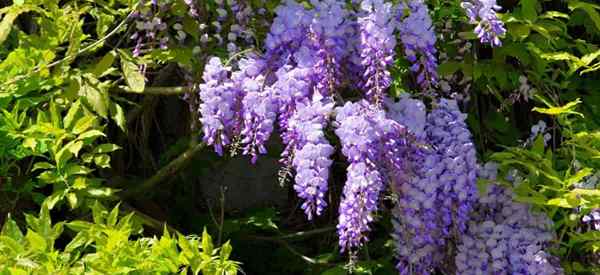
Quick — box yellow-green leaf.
[532,98,583,117]
[120,53,145,93]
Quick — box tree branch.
[121,142,206,198]
[112,86,192,95]
[242,226,335,242]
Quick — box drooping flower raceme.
[455,163,563,275]
[335,100,409,251]
[335,101,385,251]
[387,96,447,274]
[461,0,506,47]
[398,0,438,89]
[358,0,396,105]
[235,57,279,163]
[308,0,351,96]
[289,94,335,220]
[265,0,313,64]
[426,99,478,234]
[199,57,240,156]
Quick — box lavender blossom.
[289,95,335,219]
[398,0,438,90]
[385,95,427,140]
[387,96,446,274]
[232,57,279,163]
[583,209,600,231]
[335,100,409,251]
[308,0,350,96]
[199,57,240,156]
[130,1,169,57]
[461,0,506,47]
[265,0,313,64]
[358,0,396,104]
[455,163,563,274]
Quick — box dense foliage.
[2,0,600,274]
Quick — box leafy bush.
[0,202,239,274]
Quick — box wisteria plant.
[2,0,600,274]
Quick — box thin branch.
[121,202,180,235]
[121,142,206,198]
[245,226,335,242]
[112,86,192,95]
[240,227,336,266]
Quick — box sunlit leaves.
[0,203,240,274]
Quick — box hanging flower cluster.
[388,96,478,274]
[461,0,507,47]
[131,1,169,57]
[195,1,561,273]
[455,163,564,274]
[398,0,439,89]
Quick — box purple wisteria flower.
[265,0,313,64]
[308,0,351,96]
[335,101,385,251]
[387,96,446,274]
[456,163,563,274]
[335,100,409,251]
[236,57,279,163]
[130,3,169,57]
[199,57,240,156]
[289,94,335,220]
[385,95,427,140]
[583,209,600,231]
[461,0,507,47]
[358,0,396,105]
[426,99,478,234]
[398,0,438,89]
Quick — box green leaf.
[66,192,78,209]
[219,241,232,260]
[66,221,92,232]
[65,164,93,175]
[533,98,583,117]
[532,134,545,155]
[32,162,55,171]
[64,19,84,65]
[508,23,531,40]
[107,203,120,227]
[109,102,126,133]
[77,130,106,141]
[569,1,600,31]
[72,177,88,190]
[86,187,114,198]
[64,232,88,252]
[44,192,64,210]
[91,201,107,224]
[92,50,117,77]
[321,266,347,275]
[0,6,34,45]
[66,140,84,157]
[63,100,82,130]
[119,52,145,93]
[201,228,214,254]
[80,82,109,119]
[521,0,538,21]
[1,215,23,241]
[94,154,111,168]
[25,230,47,252]
[93,143,121,154]
[72,115,96,135]
[565,168,594,187]
[438,61,461,76]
